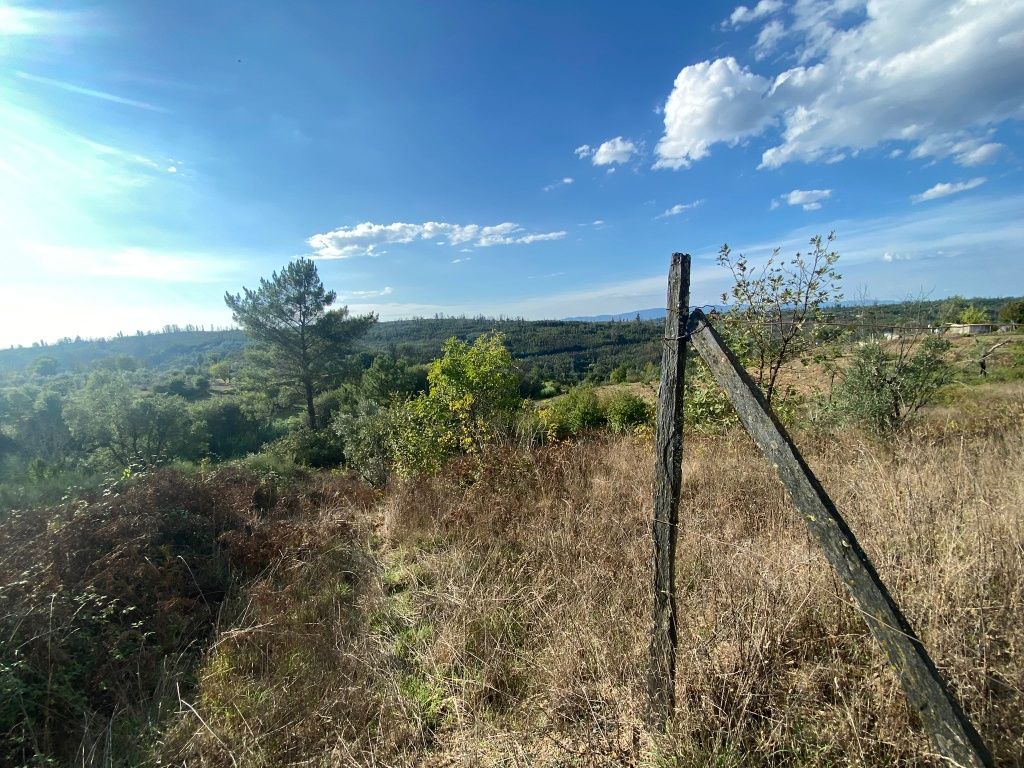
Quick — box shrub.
[273,423,346,468]
[386,333,523,477]
[834,337,952,435]
[604,390,652,433]
[333,399,393,486]
[538,385,605,440]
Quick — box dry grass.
[157,391,1024,767]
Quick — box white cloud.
[911,177,986,203]
[574,144,593,158]
[307,220,567,258]
[754,20,786,59]
[543,176,574,191]
[166,165,177,173]
[588,136,637,166]
[342,286,393,299]
[783,188,832,210]
[728,0,784,26]
[657,200,703,218]
[653,57,774,169]
[655,0,1024,170]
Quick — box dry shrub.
[155,393,1023,767]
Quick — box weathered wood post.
[647,253,690,726]
[685,308,993,768]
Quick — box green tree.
[64,373,204,467]
[998,299,1024,325]
[224,258,376,429]
[28,356,60,377]
[834,337,951,435]
[717,232,843,405]
[959,305,989,324]
[386,332,522,476]
[940,295,969,323]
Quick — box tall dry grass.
[159,390,1024,767]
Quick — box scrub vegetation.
[2,244,1023,766]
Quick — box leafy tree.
[386,332,522,476]
[28,356,60,377]
[717,232,843,405]
[940,295,969,323]
[193,398,272,459]
[959,305,989,324]
[224,259,376,429]
[834,337,951,435]
[998,299,1024,325]
[65,373,204,467]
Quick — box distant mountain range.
[563,308,668,322]
[563,299,905,323]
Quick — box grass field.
[154,384,1024,766]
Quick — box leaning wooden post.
[647,253,690,727]
[685,308,993,768]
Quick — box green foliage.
[683,357,738,432]
[718,232,843,404]
[272,423,346,468]
[959,305,990,324]
[834,337,952,435]
[998,300,1024,325]
[387,333,522,477]
[940,295,970,324]
[538,384,605,440]
[64,372,205,468]
[193,397,275,459]
[604,390,652,434]
[609,363,630,384]
[27,356,60,377]
[225,258,376,428]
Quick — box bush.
[834,337,952,435]
[272,423,346,468]
[604,390,652,433]
[333,399,393,486]
[538,385,605,440]
[386,333,523,477]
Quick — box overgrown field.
[5,384,1019,766]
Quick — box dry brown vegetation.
[155,385,1024,767]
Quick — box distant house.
[947,323,996,336]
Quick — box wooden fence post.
[685,308,993,768]
[647,253,690,726]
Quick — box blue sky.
[1,0,1022,347]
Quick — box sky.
[1,0,1023,347]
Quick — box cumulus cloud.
[582,136,637,166]
[782,188,832,210]
[911,177,986,203]
[728,0,784,26]
[657,200,703,218]
[653,57,773,169]
[543,176,574,191]
[655,0,1024,170]
[307,220,566,259]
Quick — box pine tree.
[225,259,376,428]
